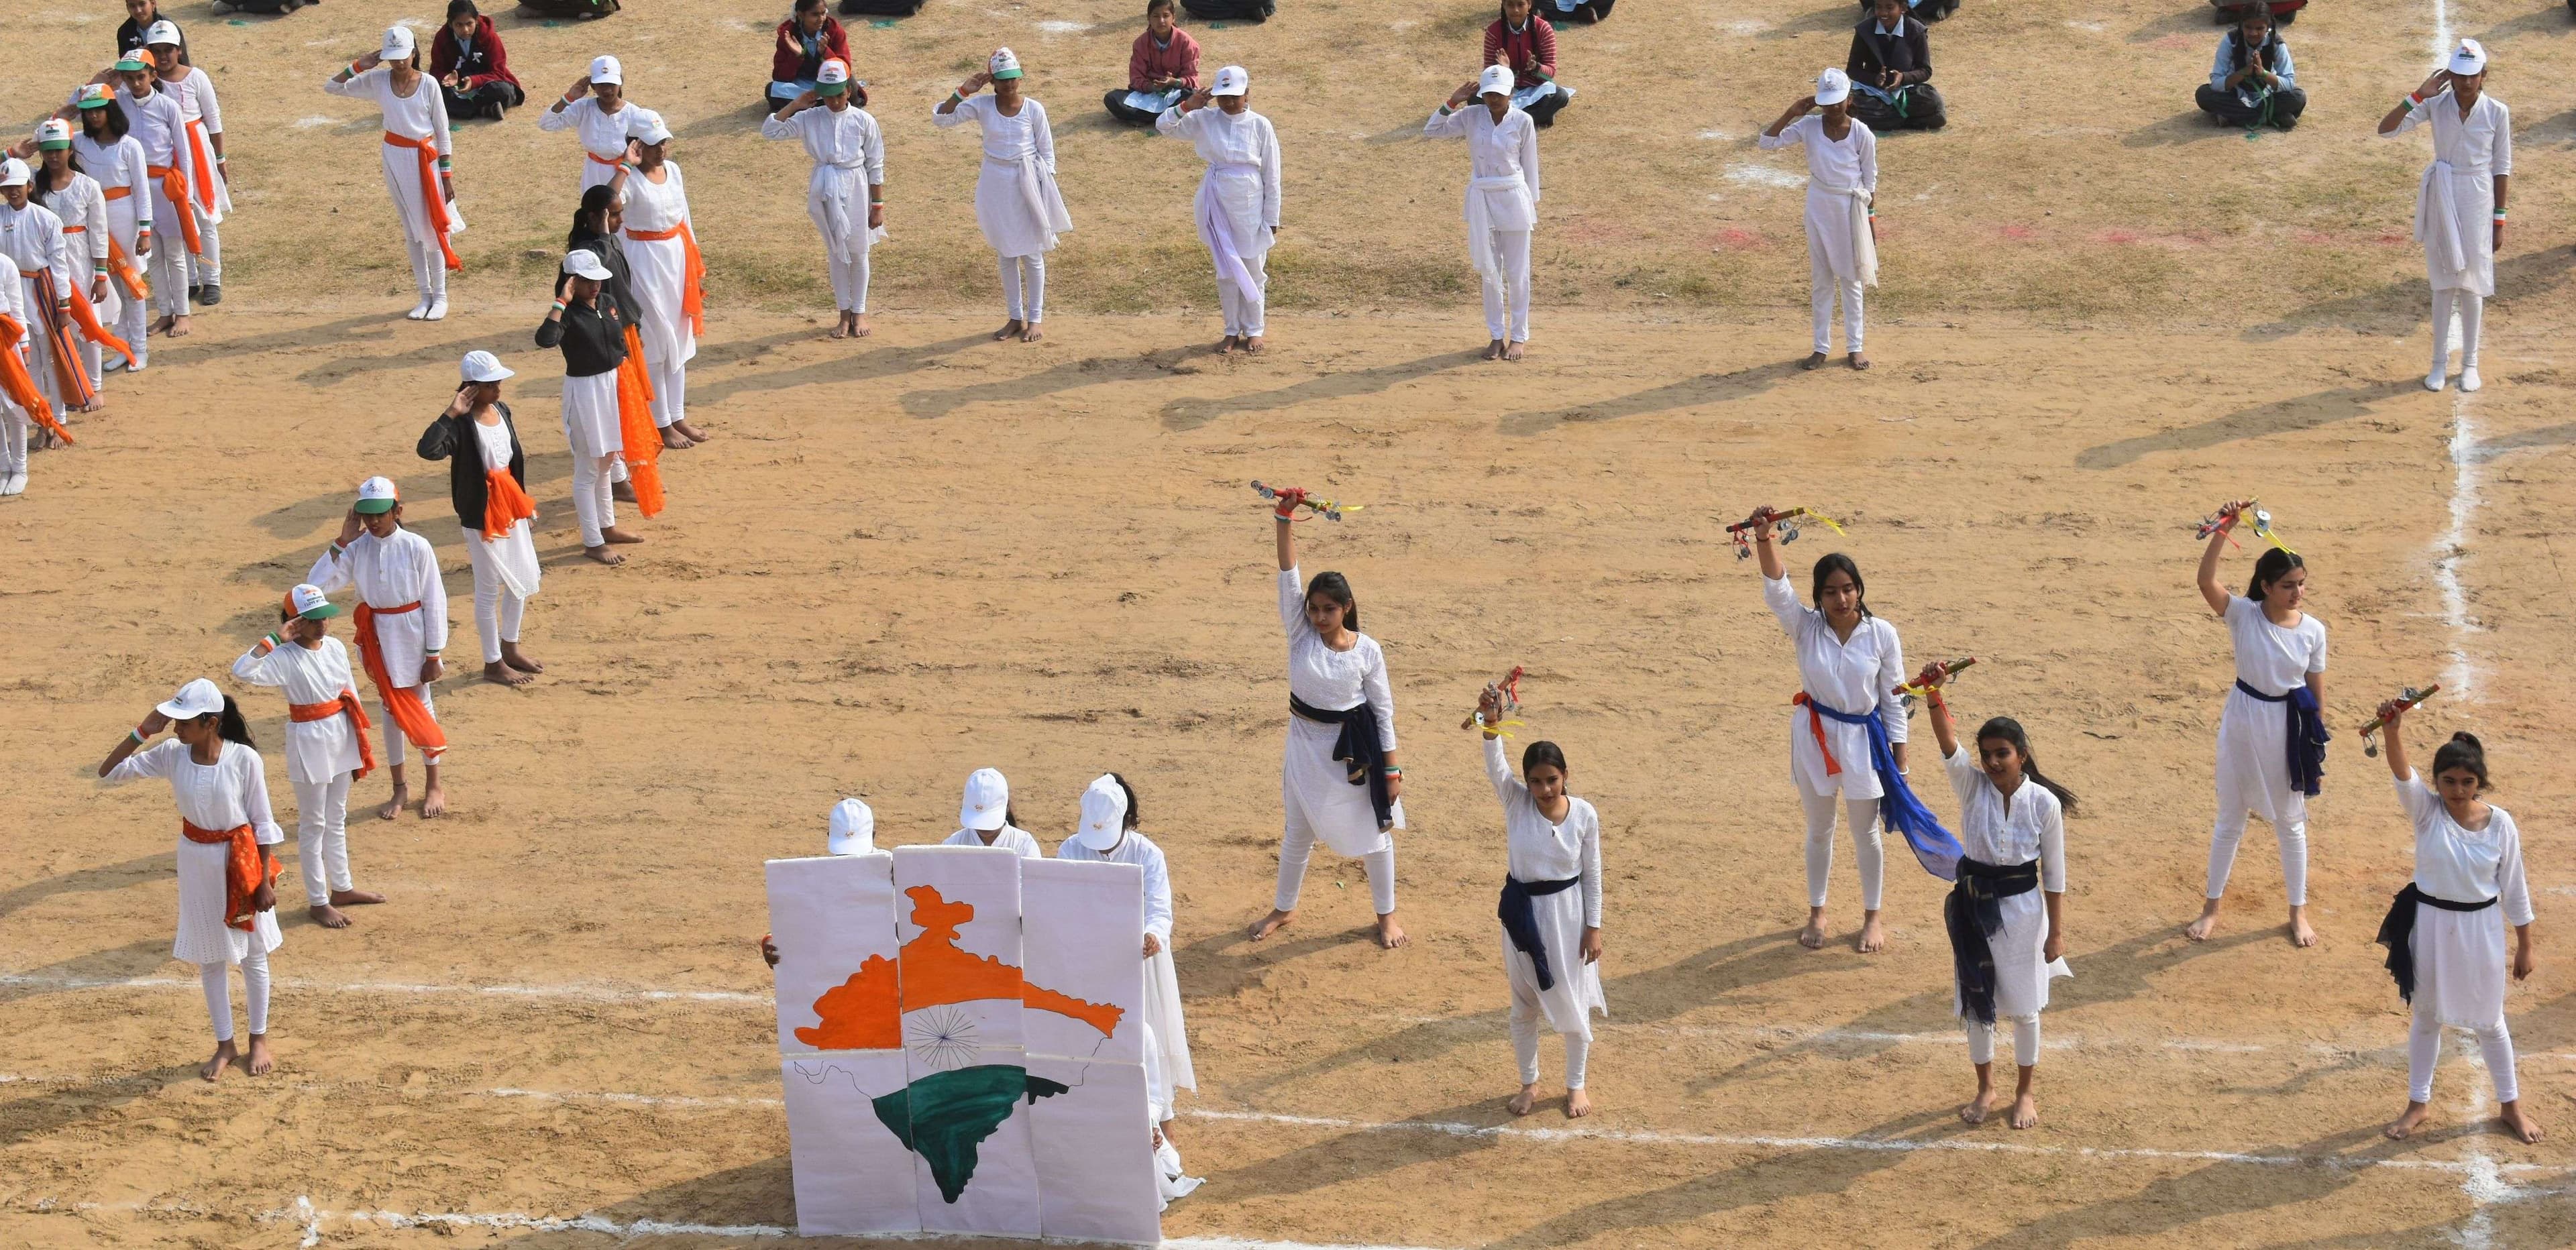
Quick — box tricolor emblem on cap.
[78,83,116,109]
[354,475,400,514]
[284,583,341,620]
[113,53,148,72]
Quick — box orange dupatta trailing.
[98,190,152,298]
[290,691,379,781]
[481,466,537,539]
[382,131,462,272]
[352,602,447,761]
[183,118,222,213]
[28,271,99,410]
[624,221,706,335]
[0,315,75,445]
[148,164,203,255]
[612,321,665,518]
[180,820,273,931]
[58,255,139,368]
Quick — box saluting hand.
[2416,68,2450,99]
[356,50,385,72]
[443,382,474,418]
[568,72,594,101]
[1448,80,1478,108]
[337,505,365,547]
[1184,87,1214,111]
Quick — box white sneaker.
[406,299,430,321]
[2424,369,2447,392]
[2459,367,2481,393]
[424,296,448,322]
[1,471,26,496]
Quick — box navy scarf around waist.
[1289,693,1395,830]
[2233,678,2328,797]
[1499,874,1581,991]
[1802,694,1964,880]
[1943,856,2041,1026]
[2373,881,2497,1004]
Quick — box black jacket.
[417,402,529,527]
[557,226,639,323]
[535,297,631,378]
[117,14,190,65]
[1847,15,1933,87]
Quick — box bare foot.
[1856,913,1886,954]
[169,315,192,338]
[152,315,175,335]
[2008,1092,2039,1129]
[1375,912,1409,950]
[2288,906,2318,948]
[1248,908,1294,941]
[244,1033,274,1076]
[2384,1100,2432,1139]
[661,428,693,450]
[329,888,386,907]
[584,545,627,566]
[378,785,409,821]
[420,785,447,819]
[483,659,534,687]
[1847,352,1872,371]
[2185,901,2221,942]
[2499,1100,2545,1144]
[501,644,545,675]
[829,319,850,340]
[1799,908,1829,950]
[1483,339,1504,361]
[201,1039,237,1082]
[1507,1084,1539,1116]
[602,526,646,545]
[308,903,352,929]
[992,319,1024,341]
[1504,341,1524,361]
[1566,1089,1593,1119]
[1020,325,1044,343]
[1242,335,1264,354]
[1799,351,1828,371]
[1960,1086,1994,1125]
[673,420,710,443]
[849,315,871,338]
[613,479,639,503]
[1218,335,1238,355]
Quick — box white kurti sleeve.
[230,638,290,687]
[863,114,885,184]
[122,139,152,229]
[238,748,286,845]
[1422,107,1468,139]
[409,535,449,655]
[46,216,75,293]
[1875,620,1907,744]
[2490,101,2512,177]
[2497,822,2534,927]
[1152,104,1191,137]
[537,98,579,132]
[1362,642,1399,751]
[2385,91,2436,137]
[1755,117,1807,152]
[1260,117,1283,227]
[99,738,180,787]
[1579,811,1602,928]
[758,111,799,140]
[931,95,979,129]
[322,68,378,102]
[1483,734,1523,804]
[1279,565,1307,636]
[1760,572,1806,640]
[1519,114,1542,204]
[80,182,110,263]
[1942,744,1981,805]
[431,80,454,159]
[2306,624,2328,674]
[2393,771,2443,826]
[307,545,353,594]
[193,71,224,135]
[1857,124,1878,196]
[2038,794,2067,893]
[1142,845,1175,944]
[1031,102,1057,176]
[0,257,23,322]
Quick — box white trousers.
[829,243,872,313]
[78,291,106,391]
[572,451,619,547]
[202,946,270,1042]
[1000,253,1046,323]
[2204,813,2307,906]
[1510,973,1593,1088]
[145,188,191,317]
[186,211,221,288]
[1966,1016,2041,1068]
[2430,289,2484,376]
[112,272,148,367]
[1220,254,1267,338]
[1,400,25,475]
[648,361,686,429]
[2409,1010,2518,1104]
[465,532,528,664]
[1480,229,1532,343]
[290,772,354,905]
[1272,822,1397,914]
[407,239,450,303]
[1801,790,1884,909]
[384,683,437,767]
[1811,249,1864,353]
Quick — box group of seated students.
[1845,0,1944,131]
[2196,4,2303,130]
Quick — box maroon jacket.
[773,16,852,84]
[430,16,520,91]
[1484,14,1558,89]
[1127,27,1201,92]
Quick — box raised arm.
[98,710,173,779]
[417,396,466,461]
[1759,100,1813,144]
[2375,701,2413,779]
[1481,695,1524,804]
[2379,70,2448,135]
[1424,85,1474,137]
[935,72,988,120]
[1919,661,1960,760]
[231,632,294,687]
[324,58,380,99]
[2195,500,2247,615]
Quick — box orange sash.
[0,314,77,444]
[290,691,379,781]
[1791,692,1843,778]
[383,131,462,272]
[624,221,705,335]
[60,263,138,368]
[614,321,665,518]
[586,149,624,168]
[148,164,203,254]
[183,117,221,213]
[481,465,537,539]
[27,270,99,411]
[105,230,148,300]
[352,601,447,761]
[181,819,272,932]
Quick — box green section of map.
[870,1064,1072,1203]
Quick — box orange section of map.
[796,884,1126,1049]
[793,953,902,1049]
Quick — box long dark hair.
[183,695,256,749]
[1811,552,1870,618]
[34,150,87,205]
[2245,547,2304,601]
[570,184,617,247]
[80,99,131,144]
[1975,716,2076,812]
[446,0,480,19]
[1521,740,1567,777]
[1305,571,1359,631]
[1106,771,1141,830]
[2432,731,2489,790]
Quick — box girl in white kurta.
[231,586,384,929]
[2379,42,2511,393]
[1156,66,1281,354]
[1059,774,1196,1128]
[537,56,641,192]
[942,766,1046,857]
[1918,676,2071,1132]
[612,111,706,445]
[327,29,467,322]
[71,93,152,372]
[934,48,1073,343]
[103,64,195,331]
[0,176,91,429]
[417,350,544,684]
[1251,488,1409,949]
[2371,712,2542,1144]
[1758,70,1880,371]
[149,36,228,302]
[19,124,119,399]
[96,679,284,1082]
[1477,696,1605,1120]
[2190,502,2326,948]
[761,60,886,339]
[1749,510,1907,953]
[1427,64,1541,359]
[308,479,452,820]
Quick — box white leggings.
[1511,999,1591,1089]
[572,450,619,547]
[1272,825,1397,915]
[1000,253,1046,323]
[1479,229,1532,343]
[290,772,354,906]
[2410,1011,2518,1105]
[464,532,527,665]
[648,360,686,430]
[1810,248,1864,354]
[407,238,450,303]
[1966,1015,2041,1069]
[384,683,437,768]
[112,272,148,367]
[0,401,25,475]
[1220,253,1269,339]
[1801,790,1884,909]
[186,211,221,288]
[2204,813,2307,906]
[2430,288,2484,376]
[830,243,872,313]
[146,188,192,317]
[202,948,270,1043]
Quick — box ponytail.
[1976,716,2076,813]
[1107,772,1141,830]
[213,695,256,749]
[2431,731,2490,789]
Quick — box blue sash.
[1803,695,1962,880]
[2233,678,2327,797]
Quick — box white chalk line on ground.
[0,970,767,1005]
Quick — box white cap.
[589,54,623,85]
[460,349,513,384]
[989,47,1023,80]
[35,119,73,149]
[156,677,225,721]
[1814,66,1851,106]
[381,25,416,60]
[0,159,28,189]
[626,108,672,146]
[1478,64,1514,97]
[1074,775,1127,851]
[145,19,183,46]
[2448,38,2487,76]
[354,474,400,514]
[959,768,1010,832]
[826,797,875,856]
[818,58,851,87]
[1212,64,1248,97]
[562,248,612,280]
[283,583,339,621]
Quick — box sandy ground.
[5,0,2576,1246]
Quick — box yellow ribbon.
[1474,716,1527,739]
